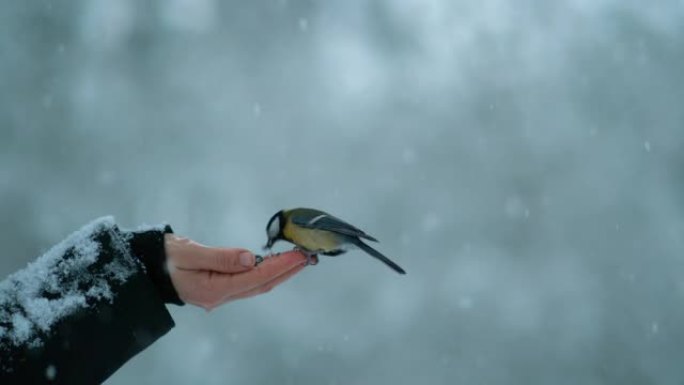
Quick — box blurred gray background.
[1,0,683,384]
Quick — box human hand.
[165,234,311,310]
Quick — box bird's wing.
[291,212,379,242]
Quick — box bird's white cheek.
[267,222,280,239]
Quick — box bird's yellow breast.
[283,221,341,252]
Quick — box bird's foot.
[292,247,319,266]
[307,254,319,266]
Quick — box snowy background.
[2,0,684,384]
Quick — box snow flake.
[45,364,57,380]
[298,18,309,32]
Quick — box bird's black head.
[264,210,285,249]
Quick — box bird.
[264,207,406,274]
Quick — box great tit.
[264,208,406,275]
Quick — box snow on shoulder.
[0,217,138,349]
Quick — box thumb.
[194,247,256,273]
[166,235,255,273]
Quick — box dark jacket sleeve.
[0,217,180,384]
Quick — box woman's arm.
[0,217,308,384]
[0,217,174,384]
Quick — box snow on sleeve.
[119,222,170,240]
[0,216,139,349]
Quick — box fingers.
[227,260,306,301]
[170,250,311,310]
[208,250,308,297]
[166,234,255,274]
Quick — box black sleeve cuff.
[126,225,185,306]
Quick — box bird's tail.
[354,239,406,275]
